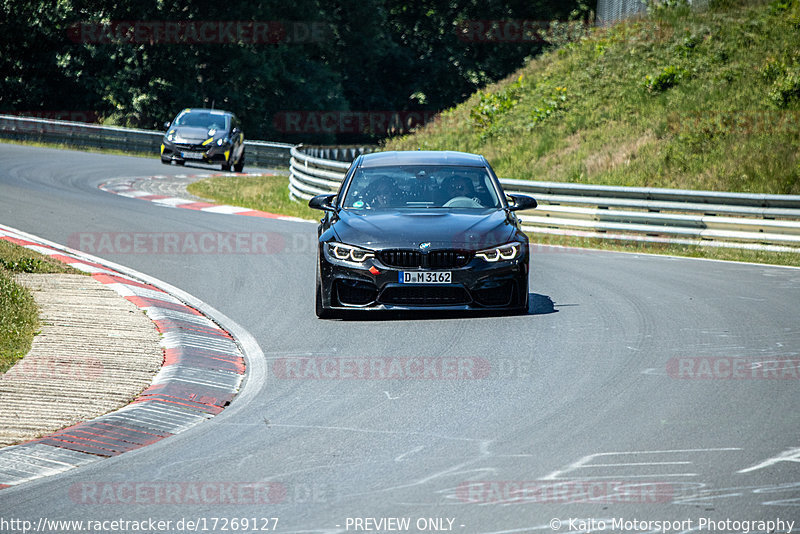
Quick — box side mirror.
[506,194,537,211]
[309,194,337,212]
[163,121,171,130]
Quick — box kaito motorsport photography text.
[557,517,795,533]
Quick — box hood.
[168,126,221,143]
[332,209,517,250]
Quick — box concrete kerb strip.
[0,273,164,447]
[0,223,264,488]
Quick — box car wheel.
[315,281,342,319]
[315,282,333,319]
[161,158,170,165]
[510,290,529,315]
[233,150,245,173]
[221,161,232,171]
[176,160,185,166]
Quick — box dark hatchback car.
[309,150,537,318]
[161,108,245,171]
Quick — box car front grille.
[379,286,471,306]
[429,250,472,269]
[378,249,472,269]
[174,143,206,151]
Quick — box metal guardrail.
[289,146,800,249]
[4,116,799,249]
[301,145,377,162]
[0,114,294,168]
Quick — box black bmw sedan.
[161,108,245,171]
[309,150,537,318]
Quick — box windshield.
[342,165,501,210]
[173,110,230,131]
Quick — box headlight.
[166,134,175,142]
[475,241,521,262]
[327,242,375,264]
[216,137,226,146]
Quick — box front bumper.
[161,140,232,164]
[318,246,529,311]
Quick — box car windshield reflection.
[173,111,230,131]
[342,165,502,210]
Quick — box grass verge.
[187,173,319,221]
[528,232,800,266]
[186,173,800,267]
[0,239,83,373]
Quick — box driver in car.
[365,176,395,208]
[441,175,480,206]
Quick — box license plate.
[182,151,204,160]
[399,271,451,284]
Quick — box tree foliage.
[0,0,585,142]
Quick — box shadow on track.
[331,293,558,322]
[529,293,557,315]
[162,162,229,172]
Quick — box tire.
[510,289,529,316]
[161,158,170,165]
[221,162,231,171]
[315,282,334,319]
[233,150,245,173]
[176,160,185,166]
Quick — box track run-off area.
[1,143,799,533]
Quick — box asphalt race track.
[1,143,799,533]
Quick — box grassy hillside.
[384,0,800,194]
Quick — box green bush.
[469,76,525,131]
[761,57,787,82]
[644,65,687,92]
[674,30,706,57]
[529,86,569,126]
[769,72,800,108]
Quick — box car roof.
[359,150,486,168]
[180,108,234,117]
